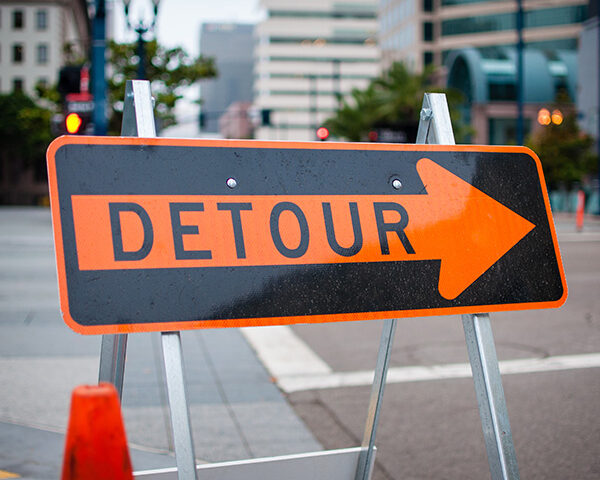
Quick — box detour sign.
[47,137,566,334]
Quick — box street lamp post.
[92,0,107,135]
[123,0,160,80]
[516,0,524,145]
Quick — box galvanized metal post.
[99,80,197,478]
[462,314,520,479]
[354,318,396,480]
[99,80,155,396]
[418,92,520,480]
[162,331,198,479]
[355,92,457,480]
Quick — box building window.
[37,44,48,64]
[36,9,48,30]
[12,44,24,63]
[423,0,434,12]
[442,5,587,36]
[442,0,497,5]
[488,118,530,145]
[12,10,24,30]
[423,51,434,66]
[423,22,433,42]
[488,82,516,101]
[13,78,24,92]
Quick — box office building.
[253,0,380,141]
[379,0,587,144]
[379,0,587,72]
[0,0,90,205]
[0,0,90,95]
[199,23,254,134]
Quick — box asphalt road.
[285,216,600,479]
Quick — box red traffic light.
[316,127,329,141]
[65,113,83,134]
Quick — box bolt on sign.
[46,137,567,334]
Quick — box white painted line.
[241,325,332,378]
[557,232,600,242]
[276,353,600,393]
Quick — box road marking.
[241,326,600,393]
[0,470,20,479]
[277,353,600,393]
[241,326,331,378]
[558,232,600,242]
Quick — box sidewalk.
[0,207,321,479]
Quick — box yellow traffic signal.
[65,113,83,134]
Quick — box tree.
[324,84,382,142]
[324,62,468,142]
[0,91,54,203]
[0,91,53,168]
[107,39,216,134]
[527,105,597,189]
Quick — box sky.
[111,0,265,57]
[110,0,266,135]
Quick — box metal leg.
[98,79,157,396]
[421,93,519,479]
[162,331,198,480]
[355,92,456,480]
[354,318,397,480]
[98,333,128,400]
[462,314,520,480]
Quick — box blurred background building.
[0,0,90,205]
[0,0,90,96]
[252,0,380,140]
[219,101,253,138]
[379,0,586,72]
[199,23,254,135]
[1,0,599,211]
[378,0,587,145]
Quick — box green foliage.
[107,39,216,134]
[0,92,53,167]
[324,62,469,142]
[527,110,597,189]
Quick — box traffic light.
[316,126,329,141]
[65,113,83,134]
[56,64,94,135]
[58,65,83,99]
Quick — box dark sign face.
[47,137,566,334]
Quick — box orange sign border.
[47,136,568,335]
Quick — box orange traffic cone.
[576,189,585,232]
[61,383,133,480]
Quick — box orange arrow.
[402,158,536,299]
[70,158,535,301]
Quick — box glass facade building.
[379,0,587,73]
[378,0,587,144]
